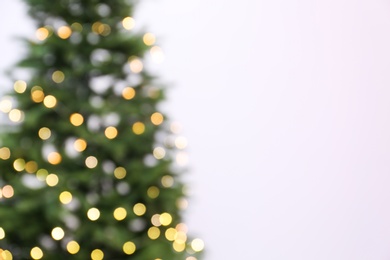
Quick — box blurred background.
[2,0,390,259]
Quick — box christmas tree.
[0,0,203,259]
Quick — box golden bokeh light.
[31,87,44,103]
[150,112,164,125]
[87,208,100,221]
[43,95,57,108]
[175,136,188,149]
[147,186,160,199]
[74,138,87,152]
[91,249,104,260]
[9,109,24,123]
[0,98,12,113]
[113,207,127,221]
[38,127,51,140]
[0,228,5,239]
[147,227,160,240]
[85,156,98,168]
[30,247,43,259]
[114,167,126,179]
[13,158,25,171]
[150,46,165,63]
[59,191,73,204]
[52,70,65,83]
[1,250,13,260]
[143,33,156,46]
[123,241,136,255]
[47,152,62,165]
[151,214,161,227]
[129,58,143,73]
[2,185,14,199]
[122,17,135,30]
[172,241,186,252]
[153,147,165,160]
[14,80,27,94]
[71,22,83,32]
[36,27,49,41]
[165,228,177,241]
[104,126,118,139]
[51,227,65,240]
[175,230,187,244]
[46,174,59,187]
[186,257,197,260]
[67,241,80,254]
[191,238,205,252]
[122,87,135,100]
[25,161,38,173]
[133,203,146,216]
[159,212,173,226]
[57,26,72,39]
[0,147,11,160]
[36,169,49,181]
[70,113,84,126]
[132,122,145,135]
[161,175,174,188]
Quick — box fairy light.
[36,27,49,41]
[13,158,25,171]
[122,87,135,100]
[123,241,136,255]
[85,156,98,168]
[46,174,59,187]
[161,175,174,188]
[1,250,13,260]
[38,127,51,140]
[122,17,135,30]
[9,109,24,122]
[172,241,185,252]
[74,138,87,152]
[91,249,104,260]
[25,161,38,173]
[151,214,161,227]
[52,70,65,83]
[113,207,127,221]
[191,238,205,252]
[59,191,73,204]
[150,46,165,63]
[187,257,197,260]
[2,185,14,199]
[67,241,80,254]
[150,112,163,125]
[0,228,5,239]
[132,122,145,135]
[114,167,126,179]
[147,186,159,199]
[36,169,49,181]
[14,80,27,93]
[30,247,43,259]
[87,208,100,221]
[159,212,172,226]
[0,147,11,160]
[143,33,155,46]
[129,58,143,73]
[147,227,160,240]
[0,98,12,113]
[51,227,65,240]
[70,113,84,126]
[175,137,188,149]
[153,147,166,160]
[47,152,62,165]
[165,228,177,241]
[31,86,44,103]
[57,26,72,39]
[43,95,57,108]
[175,230,187,243]
[71,22,83,32]
[104,126,118,139]
[133,203,146,216]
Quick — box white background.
[2,0,390,259]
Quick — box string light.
[43,95,57,108]
[8,109,24,122]
[104,126,118,139]
[113,207,127,221]
[74,138,87,152]
[70,113,84,126]
[150,112,164,125]
[133,203,146,216]
[46,174,59,187]
[114,167,126,179]
[191,238,205,252]
[31,86,44,103]
[57,26,72,39]
[161,175,174,188]
[122,87,135,100]
[52,70,65,83]
[14,80,27,93]
[36,169,49,181]
[129,58,143,73]
[13,158,25,171]
[0,228,5,239]
[151,214,161,227]
[159,212,172,226]
[67,241,80,254]
[85,156,98,168]
[25,161,38,173]
[36,27,49,41]
[132,122,145,135]
[47,152,62,165]
[123,241,136,255]
[172,241,185,252]
[0,98,12,113]
[59,191,73,204]
[87,208,100,221]
[51,227,65,240]
[147,186,159,199]
[150,46,165,63]
[2,185,14,199]
[30,247,43,259]
[165,228,177,241]
[0,147,11,160]
[91,249,104,260]
[122,17,135,30]
[38,127,51,140]
[143,33,155,46]
[147,227,160,240]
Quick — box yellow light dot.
[159,212,172,226]
[173,241,186,252]
[132,122,145,135]
[175,231,187,244]
[52,70,65,83]
[0,147,11,160]
[122,17,135,30]
[151,214,161,227]
[165,228,177,241]
[186,257,197,260]
[31,87,44,103]
[38,127,51,140]
[9,109,23,123]
[143,33,156,46]
[14,80,27,94]
[153,147,166,160]
[2,185,14,199]
[104,126,118,139]
[122,87,135,100]
[0,98,12,113]
[175,136,188,149]
[161,175,174,188]
[177,198,189,210]
[114,167,126,179]
[25,161,38,173]
[36,169,49,181]
[70,113,84,126]
[47,152,62,165]
[74,138,87,152]
[87,208,100,221]
[147,227,160,240]
[150,46,165,63]
[46,174,59,187]
[59,191,73,204]
[150,112,164,126]
[51,227,65,240]
[13,158,25,171]
[57,26,72,39]
[66,241,80,254]
[123,241,136,255]
[30,247,43,259]
[191,238,205,252]
[113,207,127,221]
[1,250,13,260]
[43,95,57,108]
[71,22,83,32]
[91,249,104,260]
[0,228,4,239]
[36,27,49,41]
[147,186,160,199]
[98,24,111,36]
[129,58,143,73]
[85,156,98,169]
[133,203,146,216]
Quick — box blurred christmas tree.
[0,0,203,259]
